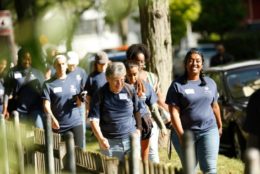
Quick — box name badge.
[53,87,62,93]
[119,93,128,100]
[185,88,195,94]
[0,89,4,95]
[76,74,82,81]
[14,72,22,79]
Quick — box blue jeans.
[171,127,219,174]
[19,110,44,129]
[101,137,138,161]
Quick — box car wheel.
[233,126,246,160]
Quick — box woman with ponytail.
[166,49,222,174]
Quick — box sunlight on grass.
[85,129,245,173]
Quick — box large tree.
[138,0,172,96]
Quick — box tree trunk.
[138,0,173,97]
[118,17,128,45]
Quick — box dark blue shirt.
[143,81,158,107]
[166,76,218,132]
[84,71,106,97]
[67,67,88,91]
[89,83,145,139]
[4,66,44,114]
[42,75,82,132]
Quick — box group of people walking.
[1,43,224,174]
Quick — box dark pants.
[61,124,84,148]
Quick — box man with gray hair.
[88,62,143,160]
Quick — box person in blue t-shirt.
[88,62,143,161]
[3,48,44,128]
[66,51,88,149]
[166,49,222,174]
[42,55,84,148]
[125,61,167,161]
[84,51,109,117]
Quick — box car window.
[207,72,225,97]
[226,67,260,99]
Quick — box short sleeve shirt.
[67,67,88,91]
[143,81,158,107]
[88,83,142,139]
[4,66,44,114]
[166,76,218,132]
[42,75,82,132]
[84,71,106,97]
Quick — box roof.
[205,60,260,72]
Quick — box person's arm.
[212,102,223,136]
[85,95,91,118]
[156,90,169,112]
[168,104,184,144]
[89,119,110,150]
[43,99,60,130]
[150,104,167,136]
[2,94,10,119]
[134,111,142,136]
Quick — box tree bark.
[138,0,173,97]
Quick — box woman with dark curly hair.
[166,49,222,173]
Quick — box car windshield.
[226,66,260,99]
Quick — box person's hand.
[51,117,60,130]
[135,129,141,137]
[161,128,168,137]
[218,127,223,137]
[3,110,9,119]
[99,137,110,150]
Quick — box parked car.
[205,60,260,159]
[173,43,217,78]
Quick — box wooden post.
[182,131,195,174]
[105,157,119,174]
[130,133,141,174]
[45,114,55,174]
[0,114,9,174]
[64,131,76,174]
[244,148,260,174]
[13,111,24,174]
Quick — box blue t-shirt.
[84,71,106,97]
[42,75,82,132]
[4,66,44,114]
[143,81,158,107]
[165,76,218,132]
[67,67,88,91]
[88,83,144,139]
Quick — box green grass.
[85,129,244,173]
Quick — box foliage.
[169,0,201,45]
[103,0,138,24]
[193,0,246,40]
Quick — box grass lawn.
[85,130,244,174]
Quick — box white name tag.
[119,93,128,100]
[185,88,195,94]
[14,72,22,79]
[53,87,62,93]
[0,89,4,95]
[76,74,82,81]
